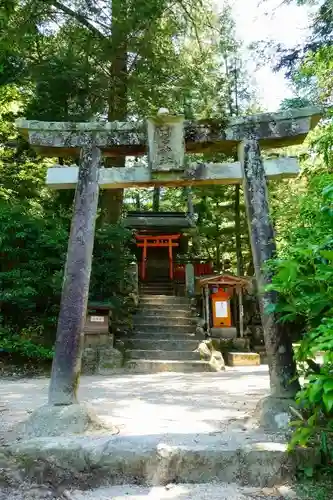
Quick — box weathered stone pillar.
[238,139,300,403]
[129,261,139,302]
[204,285,210,333]
[185,263,195,297]
[49,143,101,406]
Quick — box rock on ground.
[8,403,116,440]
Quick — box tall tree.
[1,0,221,221]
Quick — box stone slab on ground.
[210,327,237,339]
[69,483,297,499]
[5,432,317,488]
[228,352,261,366]
[124,359,214,373]
[0,482,298,500]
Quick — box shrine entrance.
[135,233,180,281]
[16,106,321,406]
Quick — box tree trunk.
[49,144,101,405]
[135,192,141,210]
[153,187,160,211]
[185,186,200,256]
[238,139,300,398]
[99,0,128,225]
[215,243,221,272]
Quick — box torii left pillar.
[49,142,101,405]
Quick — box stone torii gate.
[16,107,321,427]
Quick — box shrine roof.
[199,274,250,290]
[124,211,193,230]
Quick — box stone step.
[140,284,173,288]
[140,285,175,294]
[127,349,200,361]
[124,359,214,373]
[140,284,174,289]
[133,324,196,334]
[227,352,261,367]
[59,484,299,500]
[137,304,192,314]
[9,434,314,489]
[125,332,197,341]
[133,317,197,327]
[135,309,193,318]
[140,295,191,305]
[122,338,199,350]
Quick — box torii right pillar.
[238,137,301,429]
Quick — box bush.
[0,325,54,360]
[0,200,68,341]
[0,198,135,358]
[268,174,333,468]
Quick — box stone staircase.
[123,282,214,373]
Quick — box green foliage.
[0,326,54,359]
[90,224,135,303]
[0,200,68,338]
[0,0,255,363]
[0,199,135,352]
[268,168,333,466]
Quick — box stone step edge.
[133,322,196,327]
[137,314,193,318]
[8,436,317,487]
[62,484,299,499]
[124,359,213,371]
[126,349,199,356]
[133,327,196,337]
[140,294,190,297]
[133,309,197,322]
[139,301,191,304]
[136,308,193,313]
[122,338,199,344]
[127,334,197,338]
[126,359,205,364]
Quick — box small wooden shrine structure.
[136,233,180,280]
[124,210,213,282]
[199,274,250,337]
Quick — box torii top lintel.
[16,106,322,158]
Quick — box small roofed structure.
[124,211,193,282]
[123,211,193,231]
[199,274,250,293]
[198,274,251,338]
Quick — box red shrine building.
[124,211,213,285]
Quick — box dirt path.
[0,366,270,439]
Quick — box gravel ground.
[0,366,270,440]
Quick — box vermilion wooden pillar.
[168,239,173,280]
[135,234,180,281]
[142,239,147,281]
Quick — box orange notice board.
[211,289,232,327]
